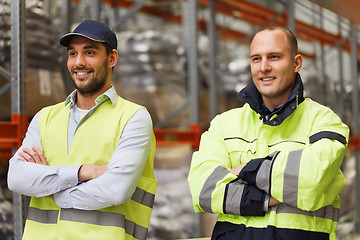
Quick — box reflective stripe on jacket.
[188,75,349,237]
[23,97,157,240]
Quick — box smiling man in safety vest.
[188,26,349,240]
[8,19,157,240]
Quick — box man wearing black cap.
[8,19,157,240]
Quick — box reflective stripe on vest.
[131,187,155,208]
[27,207,148,240]
[27,207,58,224]
[27,186,155,239]
[60,209,148,240]
[27,186,154,223]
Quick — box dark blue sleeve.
[238,158,265,185]
[240,184,266,216]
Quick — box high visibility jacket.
[188,74,349,239]
[23,96,157,240]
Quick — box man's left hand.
[19,146,48,166]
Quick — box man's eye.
[86,51,95,55]
[270,55,279,60]
[69,52,76,56]
[252,57,260,62]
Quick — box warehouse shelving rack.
[0,1,27,239]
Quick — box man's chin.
[75,85,106,97]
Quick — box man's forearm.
[231,163,281,212]
[8,157,81,197]
[78,164,108,182]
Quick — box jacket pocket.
[268,139,305,153]
[224,137,256,167]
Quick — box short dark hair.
[102,43,115,71]
[102,43,113,56]
[256,26,298,57]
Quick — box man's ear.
[294,54,303,73]
[109,49,118,68]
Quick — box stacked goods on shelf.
[0,0,11,120]
[114,26,189,129]
[0,1,66,120]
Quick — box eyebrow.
[67,45,100,51]
[250,52,283,58]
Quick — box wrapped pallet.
[148,145,199,239]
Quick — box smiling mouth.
[261,77,275,82]
[73,70,93,77]
[76,71,90,75]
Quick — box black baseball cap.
[59,19,117,49]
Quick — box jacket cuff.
[223,181,266,216]
[54,188,73,208]
[240,185,266,216]
[57,164,83,190]
[238,158,265,185]
[238,152,279,194]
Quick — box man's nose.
[260,59,271,72]
[74,53,86,66]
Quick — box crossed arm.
[188,126,278,216]
[230,163,281,207]
[19,146,107,183]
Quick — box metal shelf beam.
[198,0,360,55]
[10,1,27,239]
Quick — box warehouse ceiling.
[105,0,360,57]
[95,0,360,25]
[144,0,180,15]
[309,0,360,24]
[142,0,360,25]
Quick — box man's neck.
[262,88,293,111]
[76,87,110,110]
[262,98,286,111]
[76,95,96,110]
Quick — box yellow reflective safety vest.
[188,74,349,239]
[23,96,157,240]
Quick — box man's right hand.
[269,197,281,207]
[230,163,247,176]
[78,164,108,182]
